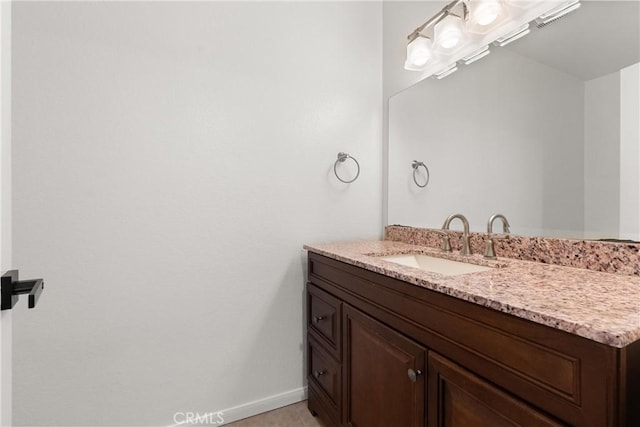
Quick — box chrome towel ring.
[334,152,360,183]
[412,160,430,188]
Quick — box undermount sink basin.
[377,253,493,276]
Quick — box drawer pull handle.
[407,369,422,383]
[314,370,325,379]
[312,316,325,324]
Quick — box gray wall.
[619,62,640,240]
[584,71,620,238]
[11,2,382,426]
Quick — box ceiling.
[505,1,640,81]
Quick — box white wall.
[0,3,12,426]
[583,71,621,238]
[11,2,382,426]
[619,62,640,240]
[382,1,443,102]
[583,62,640,241]
[381,1,443,226]
[388,47,585,236]
[0,0,10,270]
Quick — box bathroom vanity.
[304,239,640,427]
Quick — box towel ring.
[412,160,430,188]
[334,152,360,183]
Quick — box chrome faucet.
[441,213,471,256]
[484,214,511,260]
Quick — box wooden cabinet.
[343,305,425,427]
[307,283,342,426]
[306,252,640,427]
[308,335,342,425]
[428,352,562,427]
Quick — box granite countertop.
[304,240,640,348]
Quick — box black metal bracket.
[1,270,44,311]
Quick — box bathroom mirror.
[387,0,640,240]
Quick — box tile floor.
[225,401,329,427]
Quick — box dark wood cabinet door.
[428,352,564,427]
[343,304,426,427]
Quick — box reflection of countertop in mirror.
[304,240,640,348]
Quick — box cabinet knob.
[407,368,422,382]
[314,370,325,379]
[312,316,324,324]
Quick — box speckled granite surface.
[386,225,640,277]
[304,240,640,348]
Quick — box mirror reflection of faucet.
[484,214,511,260]
[441,213,472,256]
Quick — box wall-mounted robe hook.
[412,160,430,188]
[334,152,360,183]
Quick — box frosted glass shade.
[467,0,509,35]
[472,0,504,26]
[434,15,467,50]
[404,36,433,70]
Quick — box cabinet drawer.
[308,283,341,360]
[308,335,342,409]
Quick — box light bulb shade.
[467,0,509,34]
[405,36,433,71]
[502,0,537,9]
[434,15,467,51]
[472,0,503,26]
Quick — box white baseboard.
[219,387,308,425]
[169,387,308,426]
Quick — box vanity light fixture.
[466,0,511,36]
[405,35,433,71]
[404,0,581,79]
[403,0,469,71]
[434,14,468,51]
[435,63,459,79]
[471,0,503,26]
[535,0,581,26]
[461,45,490,65]
[494,23,530,47]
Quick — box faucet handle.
[484,233,508,259]
[484,238,497,260]
[433,230,452,252]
